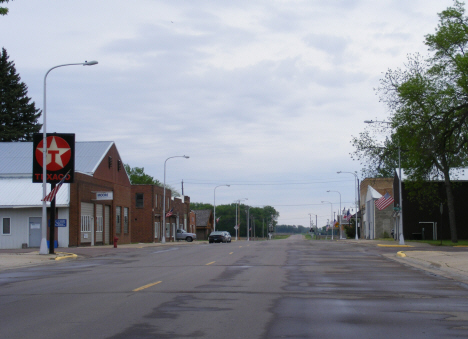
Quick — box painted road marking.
[133,281,162,292]
[229,252,233,254]
[206,261,216,265]
[377,244,413,247]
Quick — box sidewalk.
[0,240,207,271]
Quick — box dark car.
[208,231,228,243]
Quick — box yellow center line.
[133,281,162,292]
[206,261,216,265]
[229,252,234,254]
[239,246,243,248]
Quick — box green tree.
[352,1,468,242]
[0,48,42,141]
[124,164,181,196]
[0,0,11,16]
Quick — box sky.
[1,0,457,228]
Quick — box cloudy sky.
[1,0,456,228]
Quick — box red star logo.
[35,136,72,171]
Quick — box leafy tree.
[352,1,468,242]
[0,48,42,141]
[124,164,161,185]
[0,0,11,16]
[124,163,181,197]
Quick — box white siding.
[0,207,68,249]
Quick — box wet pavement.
[1,238,468,286]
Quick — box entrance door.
[104,205,110,245]
[29,217,42,247]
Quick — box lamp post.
[245,206,251,241]
[364,120,404,245]
[234,198,248,240]
[308,213,318,239]
[40,61,98,255]
[337,171,360,240]
[213,184,230,232]
[162,155,189,244]
[327,190,343,239]
[321,201,333,240]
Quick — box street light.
[214,184,230,232]
[327,190,343,239]
[309,213,318,239]
[234,198,248,240]
[337,171,360,240]
[364,119,404,245]
[321,200,334,240]
[162,155,189,244]
[40,60,98,255]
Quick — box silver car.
[222,231,232,243]
[175,229,197,242]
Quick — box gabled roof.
[0,141,114,177]
[194,209,212,227]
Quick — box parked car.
[208,231,228,243]
[175,229,197,242]
[222,231,232,243]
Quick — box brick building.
[0,141,132,248]
[131,184,191,243]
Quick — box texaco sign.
[33,133,75,183]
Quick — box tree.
[0,48,42,141]
[124,164,181,196]
[352,1,468,242]
[0,0,11,16]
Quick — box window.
[81,215,91,232]
[154,222,160,238]
[96,216,103,233]
[136,193,144,208]
[116,206,121,234]
[2,218,11,235]
[155,194,158,208]
[124,207,129,233]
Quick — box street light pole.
[309,213,318,238]
[364,120,404,245]
[234,198,247,240]
[337,171,360,240]
[213,184,230,232]
[40,61,98,255]
[321,201,333,240]
[162,155,189,244]
[327,190,343,239]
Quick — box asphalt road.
[1,235,468,338]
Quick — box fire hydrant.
[114,236,119,248]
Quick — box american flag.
[216,217,220,222]
[344,209,351,221]
[165,208,174,217]
[42,171,70,202]
[375,193,394,211]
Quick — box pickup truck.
[175,229,197,242]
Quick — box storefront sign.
[96,192,113,200]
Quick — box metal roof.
[0,141,114,176]
[0,177,69,207]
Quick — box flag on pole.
[42,170,70,202]
[344,209,351,221]
[375,193,394,211]
[216,217,220,222]
[166,208,174,217]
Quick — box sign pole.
[49,183,56,254]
